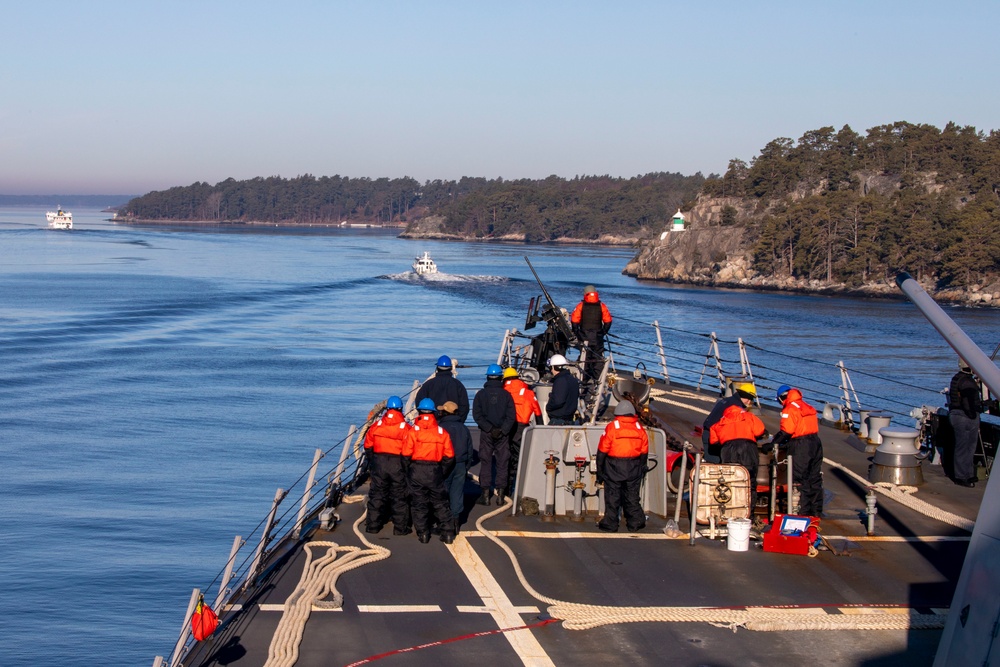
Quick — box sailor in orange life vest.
[596,401,650,533]
[502,366,542,497]
[570,285,612,383]
[709,384,767,516]
[405,398,458,543]
[363,396,412,535]
[763,385,824,516]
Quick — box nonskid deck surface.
[187,382,977,666]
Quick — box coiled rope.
[264,498,390,667]
[474,501,943,632]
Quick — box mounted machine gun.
[522,256,578,375]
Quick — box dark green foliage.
[718,122,1000,286]
[119,172,704,242]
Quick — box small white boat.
[46,207,73,230]
[412,251,437,275]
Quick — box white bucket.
[727,518,752,552]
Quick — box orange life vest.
[405,414,455,462]
[364,409,410,455]
[709,405,765,445]
[598,415,649,458]
[780,389,820,438]
[504,378,542,424]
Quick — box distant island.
[115,121,1000,306]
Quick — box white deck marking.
[356,604,442,613]
[446,535,556,667]
[457,605,541,614]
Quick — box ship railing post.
[295,449,324,539]
[333,426,358,485]
[588,356,612,425]
[697,333,722,391]
[168,587,200,667]
[738,338,761,409]
[497,329,512,365]
[689,452,702,546]
[837,361,860,430]
[351,427,365,471]
[152,656,166,667]
[247,488,283,585]
[214,535,243,610]
[653,319,670,382]
[403,379,420,414]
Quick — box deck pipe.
[690,452,703,546]
[543,453,559,517]
[865,488,878,535]
[673,443,690,526]
[896,272,1000,397]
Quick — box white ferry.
[412,251,437,275]
[45,207,73,230]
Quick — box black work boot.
[477,489,492,505]
[417,533,431,544]
[495,491,507,506]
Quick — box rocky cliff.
[624,197,1000,306]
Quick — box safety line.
[342,618,558,667]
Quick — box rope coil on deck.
[264,510,390,667]
[475,501,945,633]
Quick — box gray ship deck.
[181,381,980,667]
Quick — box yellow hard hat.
[735,382,757,398]
[502,367,519,379]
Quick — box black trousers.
[507,422,528,494]
[950,411,979,482]
[788,434,824,516]
[409,461,454,537]
[721,439,759,516]
[366,453,410,531]
[599,476,644,531]
[478,429,509,493]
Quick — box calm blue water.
[1,207,998,666]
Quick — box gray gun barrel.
[895,272,1000,396]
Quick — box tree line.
[117,172,706,241]
[702,122,1000,287]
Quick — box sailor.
[701,383,752,463]
[502,366,542,496]
[709,385,766,517]
[570,285,613,384]
[363,396,412,535]
[948,359,983,488]
[416,355,470,424]
[437,400,473,522]
[473,364,517,506]
[405,398,457,543]
[596,401,650,533]
[764,385,824,516]
[546,354,580,425]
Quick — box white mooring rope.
[476,501,945,632]
[264,499,389,667]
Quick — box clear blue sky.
[2,1,997,195]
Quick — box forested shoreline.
[117,120,1000,291]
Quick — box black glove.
[572,324,582,339]
[490,427,504,438]
[601,322,611,336]
[639,453,649,474]
[441,456,456,479]
[760,441,774,455]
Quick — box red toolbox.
[763,514,818,556]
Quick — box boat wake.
[379,272,509,284]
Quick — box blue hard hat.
[776,385,792,401]
[417,397,437,413]
[386,396,403,411]
[486,363,503,378]
[436,355,453,369]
